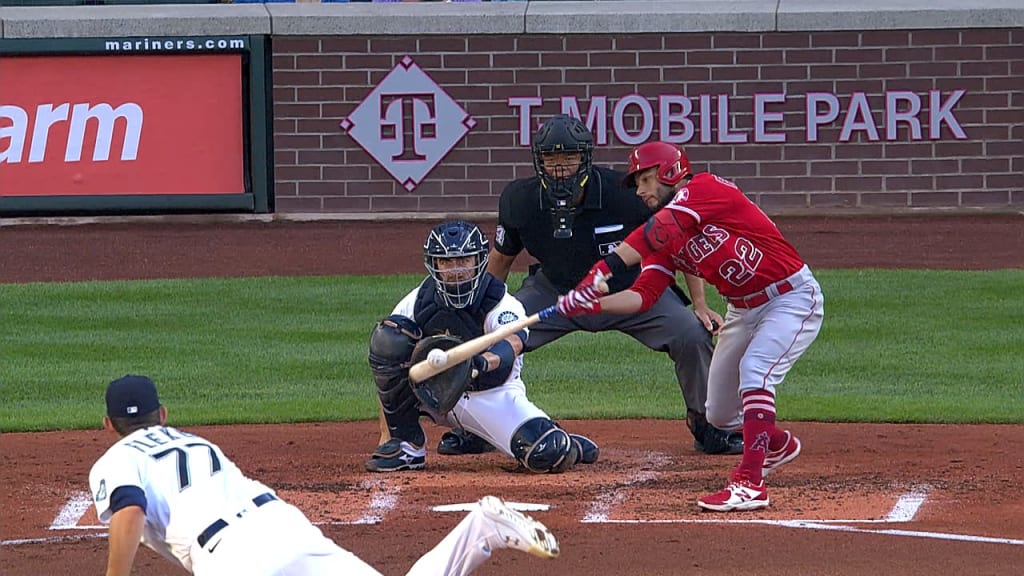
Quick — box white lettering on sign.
[509,91,968,146]
[0,102,143,164]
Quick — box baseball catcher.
[367,220,599,473]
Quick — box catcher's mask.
[424,220,490,309]
[531,115,594,239]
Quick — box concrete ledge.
[526,0,777,34]
[2,1,1021,38]
[267,3,526,36]
[777,0,1024,30]
[0,4,270,39]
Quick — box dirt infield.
[2,214,1023,575]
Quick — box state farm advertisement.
[0,54,244,196]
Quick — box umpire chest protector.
[498,166,651,294]
[414,274,505,339]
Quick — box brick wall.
[272,30,1023,214]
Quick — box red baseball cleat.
[697,477,769,512]
[762,431,801,476]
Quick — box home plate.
[432,502,550,513]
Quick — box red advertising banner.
[0,54,244,196]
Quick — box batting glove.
[574,260,612,295]
[556,289,602,318]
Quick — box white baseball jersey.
[90,425,533,576]
[89,426,375,575]
[392,282,550,456]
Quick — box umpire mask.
[531,115,594,239]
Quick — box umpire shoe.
[570,434,600,465]
[478,496,559,559]
[695,427,744,455]
[688,411,744,455]
[437,428,497,456]
[365,439,426,472]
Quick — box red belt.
[726,280,795,309]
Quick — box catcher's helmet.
[424,220,490,309]
[623,141,692,189]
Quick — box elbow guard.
[473,339,517,390]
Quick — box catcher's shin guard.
[510,418,578,473]
[570,434,600,465]
[369,315,425,445]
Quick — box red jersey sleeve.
[630,250,678,312]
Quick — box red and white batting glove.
[556,289,602,318]
[574,260,612,295]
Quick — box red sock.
[735,390,780,484]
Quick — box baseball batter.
[559,142,824,512]
[90,375,561,575]
[367,220,598,474]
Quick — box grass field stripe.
[885,485,930,522]
[48,491,93,530]
[582,450,669,523]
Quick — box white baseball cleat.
[478,496,560,559]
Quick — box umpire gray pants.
[513,271,714,417]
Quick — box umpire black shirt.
[494,165,653,294]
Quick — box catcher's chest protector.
[414,276,504,339]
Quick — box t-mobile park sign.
[508,91,968,146]
[341,57,968,191]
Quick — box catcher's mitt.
[409,335,473,414]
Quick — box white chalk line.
[48,491,94,530]
[589,483,1023,545]
[318,478,399,526]
[7,481,1020,548]
[886,486,929,522]
[582,450,672,523]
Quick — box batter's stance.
[559,142,824,511]
[90,375,560,575]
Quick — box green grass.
[1,270,1021,431]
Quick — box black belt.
[197,493,277,548]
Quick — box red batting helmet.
[623,141,692,188]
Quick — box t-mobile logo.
[379,93,436,162]
[341,56,475,192]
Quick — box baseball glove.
[409,335,473,415]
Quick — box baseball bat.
[407,275,609,384]
[408,305,558,384]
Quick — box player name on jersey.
[122,426,195,453]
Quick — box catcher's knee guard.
[510,417,579,474]
[369,315,425,444]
